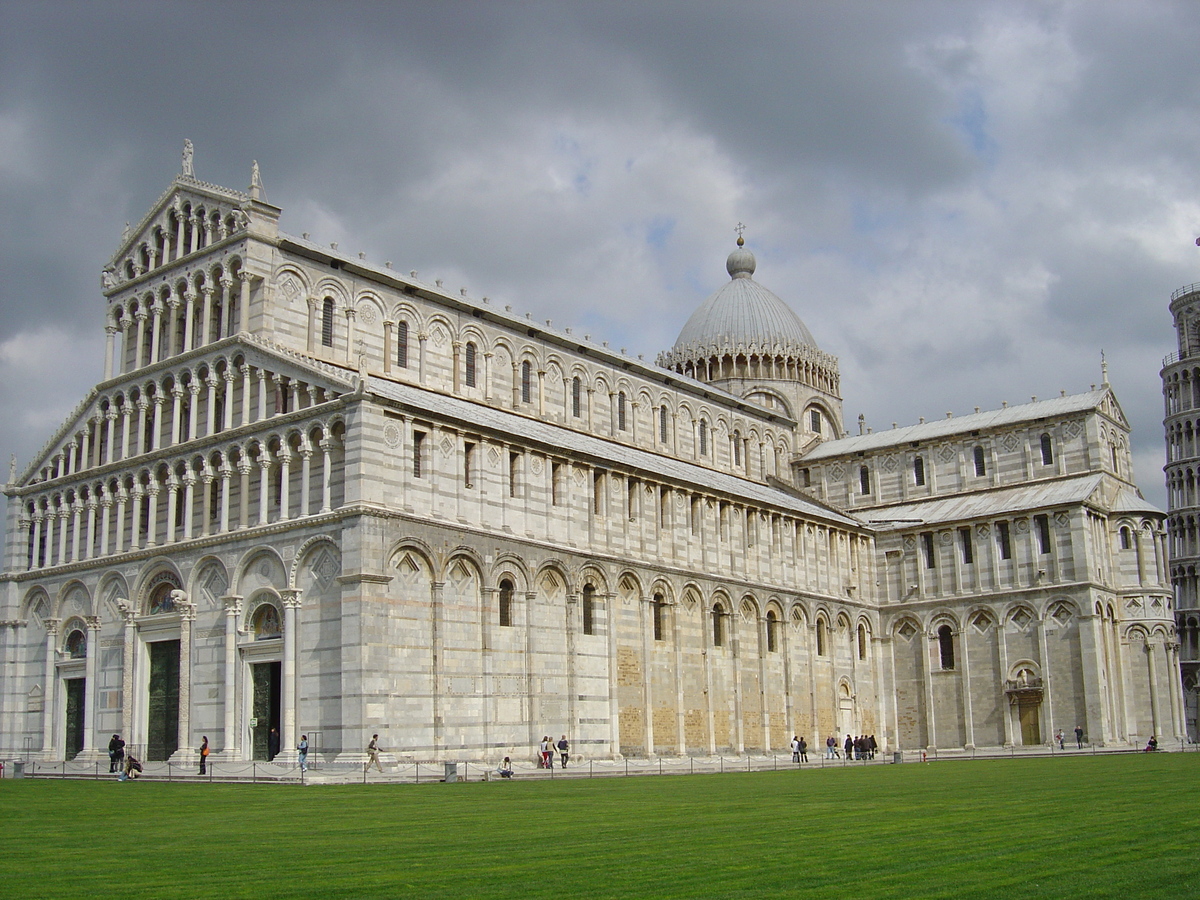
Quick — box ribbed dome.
[670,245,818,356]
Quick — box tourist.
[791,735,800,763]
[868,735,877,759]
[108,734,125,773]
[539,736,552,768]
[1055,729,1064,750]
[844,734,854,760]
[298,734,309,772]
[1145,735,1158,751]
[826,735,836,759]
[498,756,514,778]
[268,727,280,760]
[558,734,570,768]
[198,735,209,774]
[366,734,383,772]
[120,752,142,781]
[798,736,808,762]
[1074,725,1084,749]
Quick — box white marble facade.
[0,150,1182,767]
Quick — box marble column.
[222,596,242,756]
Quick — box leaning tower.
[1163,279,1200,739]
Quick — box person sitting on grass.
[497,757,514,778]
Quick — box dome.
[669,243,818,358]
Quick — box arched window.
[659,405,668,443]
[973,445,986,476]
[712,603,725,647]
[1040,433,1054,466]
[321,298,335,348]
[582,584,595,635]
[734,431,742,467]
[396,320,409,368]
[652,593,665,641]
[252,603,282,640]
[65,628,87,659]
[938,624,955,669]
[699,419,708,456]
[859,465,870,495]
[766,609,778,653]
[521,361,532,405]
[1120,526,1132,550]
[857,624,867,660]
[816,618,827,656]
[464,342,476,387]
[571,377,581,418]
[618,392,627,431]
[499,579,514,628]
[913,456,925,486]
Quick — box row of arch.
[105,196,248,288]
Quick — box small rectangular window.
[508,451,520,498]
[913,456,925,486]
[959,526,973,565]
[593,470,605,515]
[922,531,936,569]
[997,521,1012,560]
[810,409,821,433]
[551,462,561,507]
[412,431,425,479]
[463,441,475,489]
[1035,514,1052,554]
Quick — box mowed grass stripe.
[5,754,1198,899]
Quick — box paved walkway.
[7,741,1187,785]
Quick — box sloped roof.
[803,389,1112,460]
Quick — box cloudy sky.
[2,0,1197,510]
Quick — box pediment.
[1097,388,1130,431]
[16,334,355,489]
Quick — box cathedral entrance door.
[147,640,180,761]
[251,661,281,761]
[1018,701,1041,746]
[65,678,85,760]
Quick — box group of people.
[109,734,142,780]
[823,734,877,760]
[789,736,808,762]
[538,735,570,768]
[1054,726,1087,750]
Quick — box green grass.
[6,755,1199,899]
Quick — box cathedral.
[0,147,1183,767]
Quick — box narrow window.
[859,465,870,495]
[712,603,725,647]
[396,320,409,368]
[690,496,700,535]
[499,579,513,627]
[816,618,827,656]
[810,409,821,434]
[627,477,636,520]
[1040,433,1053,466]
[766,610,778,653]
[1119,526,1132,550]
[412,430,425,478]
[593,470,605,515]
[913,456,925,486]
[659,405,668,443]
[508,451,520,498]
[521,361,532,405]
[800,468,811,487]
[321,298,335,348]
[571,377,581,418]
[551,462,561,507]
[699,419,708,456]
[465,342,476,388]
[973,445,986,476]
[938,624,955,669]
[1035,514,1052,554]
[733,432,742,467]
[922,531,936,569]
[997,521,1012,560]
[652,594,665,642]
[857,624,867,660]
[959,526,973,564]
[582,585,595,635]
[463,441,475,488]
[618,392,627,431]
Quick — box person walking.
[826,735,836,759]
[198,736,209,775]
[844,734,854,761]
[557,735,570,768]
[539,736,553,769]
[366,734,384,772]
[298,734,309,772]
[108,734,125,773]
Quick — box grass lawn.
[6,754,1198,899]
